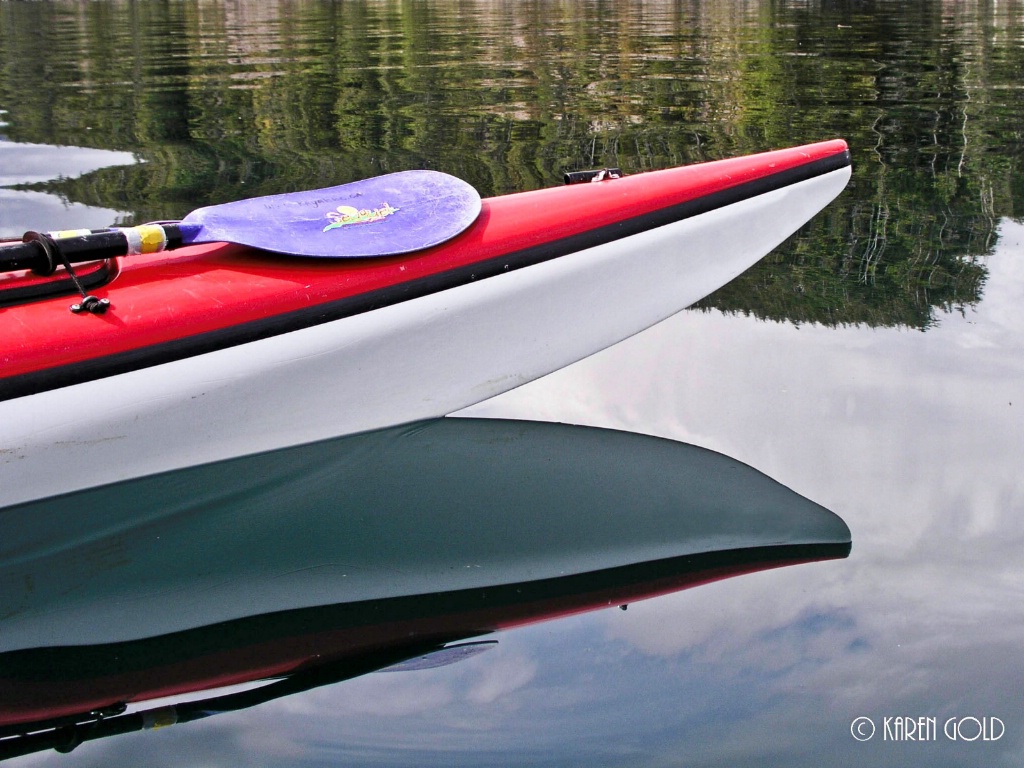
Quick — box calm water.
[1,0,1023,765]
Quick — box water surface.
[1,1,1022,765]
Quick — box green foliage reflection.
[1,0,1020,329]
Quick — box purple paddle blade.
[178,170,482,258]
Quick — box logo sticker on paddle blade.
[323,202,399,232]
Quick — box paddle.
[0,170,482,275]
[0,641,495,759]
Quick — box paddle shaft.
[0,225,185,275]
[0,641,448,760]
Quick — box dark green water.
[2,2,1024,766]
[3,0,1021,328]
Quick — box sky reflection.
[458,219,1024,766]
[0,141,136,237]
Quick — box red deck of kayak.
[0,140,848,383]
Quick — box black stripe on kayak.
[0,150,850,402]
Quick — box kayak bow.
[0,140,851,509]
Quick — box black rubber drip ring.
[22,231,59,277]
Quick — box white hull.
[0,167,849,508]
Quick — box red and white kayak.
[0,140,851,508]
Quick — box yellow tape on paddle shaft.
[119,225,168,255]
[48,226,169,256]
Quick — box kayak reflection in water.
[0,417,851,759]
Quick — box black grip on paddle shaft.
[0,230,129,275]
[0,224,184,273]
